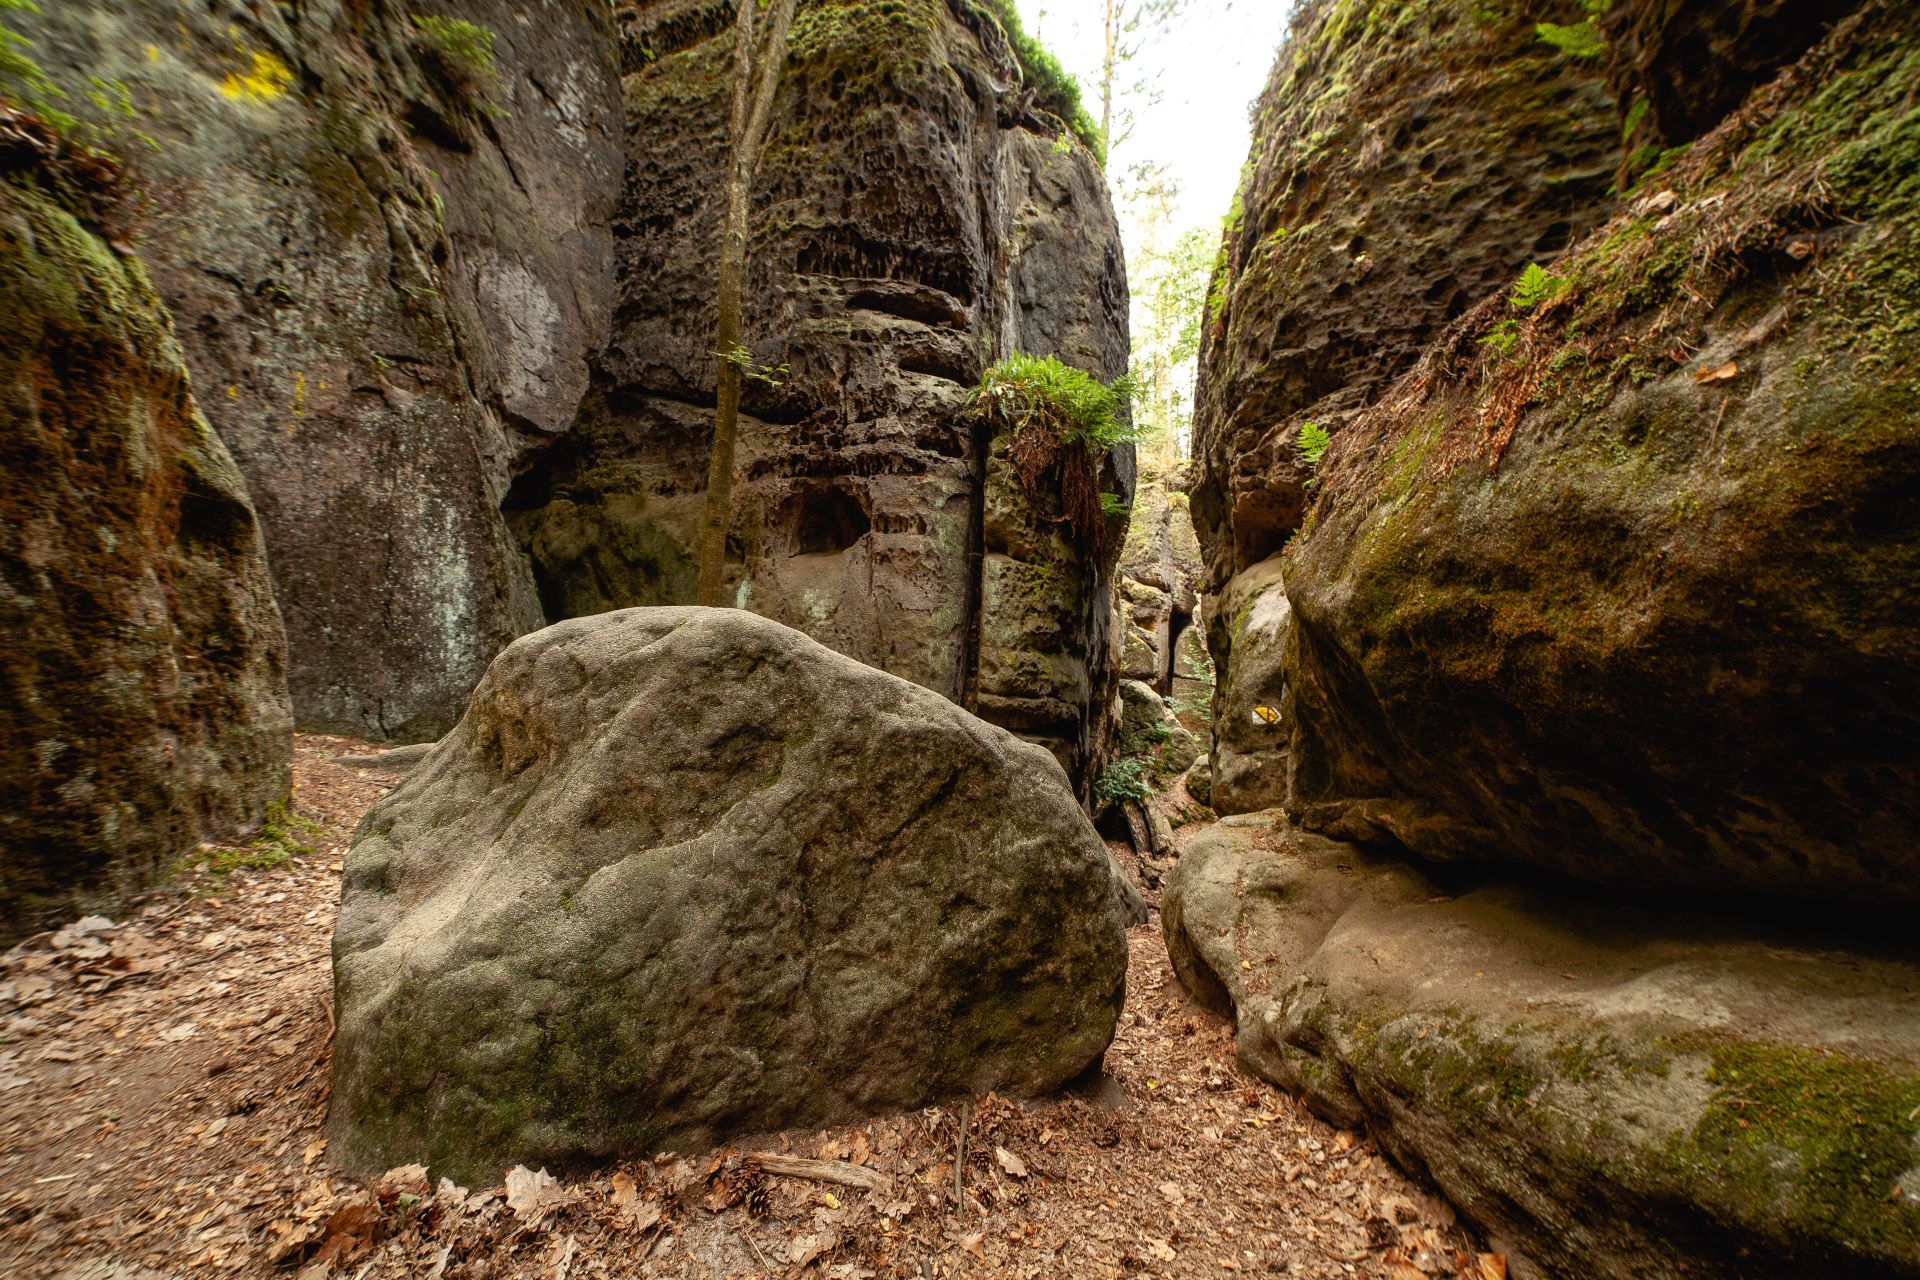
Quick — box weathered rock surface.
[508,0,1130,787]
[1116,680,1200,781]
[329,607,1131,1183]
[1282,3,1920,902]
[1189,0,1618,586]
[1114,466,1204,689]
[21,0,623,739]
[1202,554,1290,816]
[0,168,290,941]
[1165,816,1920,1280]
[1603,0,1865,147]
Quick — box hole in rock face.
[786,485,871,556]
[1534,220,1575,256]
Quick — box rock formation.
[16,0,1129,779]
[329,608,1131,1184]
[507,0,1131,787]
[0,155,291,941]
[1165,817,1920,1280]
[1189,0,1619,590]
[1175,0,1920,1274]
[19,0,625,740]
[1281,2,1920,901]
[1114,466,1203,691]
[1200,554,1288,815]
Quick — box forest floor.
[0,736,1490,1280]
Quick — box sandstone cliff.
[20,0,625,741]
[0,153,291,940]
[508,0,1131,785]
[1174,1,1920,1274]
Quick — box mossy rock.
[1281,2,1920,904]
[329,609,1131,1185]
[0,174,290,940]
[1165,817,1920,1279]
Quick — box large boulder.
[329,607,1131,1183]
[1165,817,1920,1280]
[1282,2,1920,902]
[0,162,290,941]
[1189,0,1619,586]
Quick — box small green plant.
[1099,491,1131,517]
[1095,756,1153,805]
[410,14,505,114]
[718,341,789,388]
[1297,421,1331,467]
[1479,317,1521,355]
[973,352,1141,453]
[1510,262,1567,310]
[1621,94,1650,143]
[1536,16,1604,60]
[176,800,318,884]
[974,353,1139,557]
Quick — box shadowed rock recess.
[329,608,1132,1185]
[1173,1,1920,1277]
[0,170,291,941]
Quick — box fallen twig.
[754,1153,889,1193]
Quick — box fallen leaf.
[506,1165,565,1222]
[310,1193,376,1269]
[1693,360,1739,383]
[302,1139,327,1169]
[609,1171,637,1211]
[158,1023,198,1042]
[1158,1181,1186,1205]
[1478,1254,1509,1280]
[994,1146,1027,1179]
[958,1231,985,1258]
[376,1163,429,1203]
[1147,1238,1177,1262]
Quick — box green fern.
[1297,421,1332,467]
[1511,262,1567,310]
[1536,18,1604,60]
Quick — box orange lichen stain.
[219,51,293,104]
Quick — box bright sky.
[1026,0,1295,239]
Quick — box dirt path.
[1,737,1483,1279]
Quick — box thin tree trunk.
[696,0,798,607]
[1100,0,1118,151]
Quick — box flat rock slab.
[329,607,1130,1184]
[1164,816,1920,1280]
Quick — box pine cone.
[744,1182,772,1219]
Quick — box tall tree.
[1097,0,1190,153]
[696,0,799,606]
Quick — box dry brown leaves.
[2,737,1490,1280]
